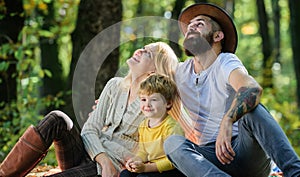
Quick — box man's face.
[183,15,215,56]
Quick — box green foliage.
[120,0,179,65]
[235,0,299,155]
[0,0,78,164]
[0,90,67,162]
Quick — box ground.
[26,165,284,177]
[26,165,61,177]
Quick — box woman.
[0,42,178,177]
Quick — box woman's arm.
[81,78,120,160]
[95,153,118,177]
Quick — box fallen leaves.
[26,165,61,177]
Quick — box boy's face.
[139,93,170,119]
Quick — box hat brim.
[178,3,237,53]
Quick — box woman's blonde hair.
[123,42,178,88]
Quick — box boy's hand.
[129,161,145,173]
[125,157,145,173]
[125,158,134,172]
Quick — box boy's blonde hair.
[138,74,178,105]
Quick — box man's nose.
[187,22,197,31]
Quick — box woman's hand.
[95,153,119,177]
[88,99,99,117]
[92,99,99,110]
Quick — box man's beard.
[183,31,214,56]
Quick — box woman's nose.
[133,49,141,56]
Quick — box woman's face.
[127,43,157,76]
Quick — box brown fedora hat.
[178,3,238,53]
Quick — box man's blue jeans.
[164,104,300,177]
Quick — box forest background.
[0,0,300,166]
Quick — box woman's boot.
[0,125,48,177]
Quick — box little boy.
[120,74,185,177]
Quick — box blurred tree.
[66,0,122,127]
[194,0,207,3]
[272,0,280,64]
[256,0,273,88]
[224,0,234,16]
[133,0,144,49]
[0,0,24,106]
[289,0,300,110]
[40,1,64,114]
[0,0,24,161]
[168,0,186,58]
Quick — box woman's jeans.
[164,104,300,177]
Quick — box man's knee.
[242,104,274,126]
[164,135,186,155]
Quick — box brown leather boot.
[0,125,48,177]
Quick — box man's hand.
[216,117,235,165]
[95,153,119,177]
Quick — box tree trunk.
[288,0,300,110]
[256,0,273,88]
[168,0,186,59]
[40,41,63,96]
[0,0,24,106]
[66,0,122,127]
[224,0,235,17]
[132,0,145,49]
[39,1,65,114]
[272,0,280,64]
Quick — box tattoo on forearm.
[229,87,261,121]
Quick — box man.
[164,3,300,177]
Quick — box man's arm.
[216,68,262,165]
[226,68,262,122]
